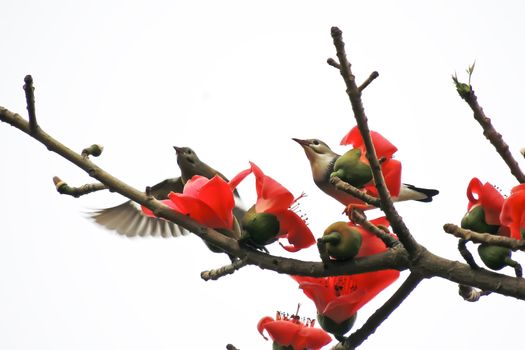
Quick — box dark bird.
[293,138,439,206]
[90,146,244,238]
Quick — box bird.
[293,138,439,207]
[90,146,244,239]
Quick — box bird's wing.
[148,177,184,199]
[89,200,188,238]
[398,183,439,202]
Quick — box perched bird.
[90,146,244,238]
[293,138,438,206]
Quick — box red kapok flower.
[460,178,507,236]
[141,174,237,230]
[234,162,316,252]
[501,183,525,240]
[258,312,331,350]
[338,126,401,197]
[293,218,399,330]
[466,177,505,226]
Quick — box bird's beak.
[173,146,182,154]
[292,138,309,147]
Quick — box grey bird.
[293,138,439,206]
[90,146,244,239]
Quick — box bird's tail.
[400,184,439,202]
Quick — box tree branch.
[23,75,37,133]
[455,82,525,183]
[444,223,525,251]
[351,210,400,249]
[330,27,420,256]
[53,176,108,197]
[201,258,249,281]
[330,176,381,207]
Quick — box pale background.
[1,1,525,349]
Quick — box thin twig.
[330,26,420,256]
[444,223,525,251]
[358,71,379,92]
[333,273,423,350]
[23,75,37,133]
[455,82,525,183]
[330,176,381,207]
[81,144,104,158]
[327,57,341,69]
[201,258,249,281]
[351,210,400,249]
[53,176,108,197]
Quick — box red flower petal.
[277,210,316,252]
[229,168,252,191]
[340,126,398,158]
[168,192,232,229]
[363,159,401,198]
[175,175,234,229]
[501,185,525,240]
[350,269,400,312]
[323,291,364,324]
[466,177,483,209]
[250,162,295,213]
[294,278,332,315]
[296,327,332,350]
[466,178,504,225]
[263,320,301,346]
[257,316,275,340]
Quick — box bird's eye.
[187,150,193,155]
[312,140,320,145]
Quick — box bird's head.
[293,138,339,182]
[292,138,336,163]
[174,146,200,172]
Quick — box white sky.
[1,1,525,349]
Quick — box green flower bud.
[461,205,499,234]
[317,313,357,336]
[321,222,362,261]
[477,244,512,270]
[241,206,280,246]
[272,342,293,350]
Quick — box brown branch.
[351,210,400,249]
[0,100,410,278]
[327,57,341,69]
[330,176,381,207]
[23,75,37,133]
[81,144,104,158]
[358,71,379,92]
[333,273,423,350]
[53,176,108,197]
[3,106,525,299]
[330,26,420,256]
[444,223,525,251]
[454,82,525,183]
[201,258,249,281]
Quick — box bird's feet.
[343,203,369,221]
